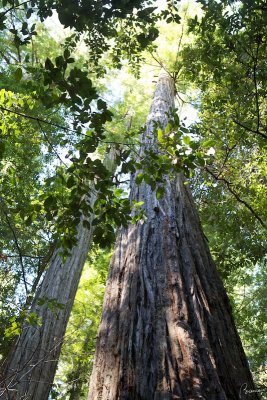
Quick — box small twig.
[173,8,188,83]
[149,52,169,76]
[36,120,69,169]
[0,199,29,294]
[236,38,255,60]
[0,106,138,146]
[102,140,137,146]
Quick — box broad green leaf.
[14,68,22,82]
[135,173,144,184]
[183,136,191,145]
[165,123,171,134]
[156,186,165,200]
[157,128,163,143]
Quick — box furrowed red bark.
[0,152,116,400]
[88,71,258,400]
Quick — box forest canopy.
[0,0,266,399]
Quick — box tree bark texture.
[88,72,258,400]
[0,151,117,400]
[0,214,93,400]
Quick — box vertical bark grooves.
[0,213,94,400]
[88,71,258,400]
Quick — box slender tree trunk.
[0,152,116,400]
[88,71,258,400]
[0,215,93,400]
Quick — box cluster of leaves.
[132,108,215,200]
[0,0,180,74]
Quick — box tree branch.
[0,198,29,294]
[232,119,267,140]
[216,143,238,178]
[0,0,32,20]
[205,166,266,228]
[0,106,138,146]
[0,105,76,133]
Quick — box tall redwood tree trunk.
[88,72,258,400]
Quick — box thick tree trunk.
[88,72,258,400]
[0,152,116,400]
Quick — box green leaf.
[183,136,191,145]
[66,176,75,188]
[202,139,217,148]
[133,201,144,208]
[156,186,164,200]
[165,123,171,134]
[5,321,21,337]
[44,195,56,209]
[157,128,163,143]
[114,188,124,197]
[135,173,144,184]
[196,154,205,167]
[26,8,32,18]
[83,220,91,229]
[45,58,54,70]
[26,312,42,326]
[14,68,22,82]
[64,48,70,59]
[97,99,106,110]
[55,56,64,68]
